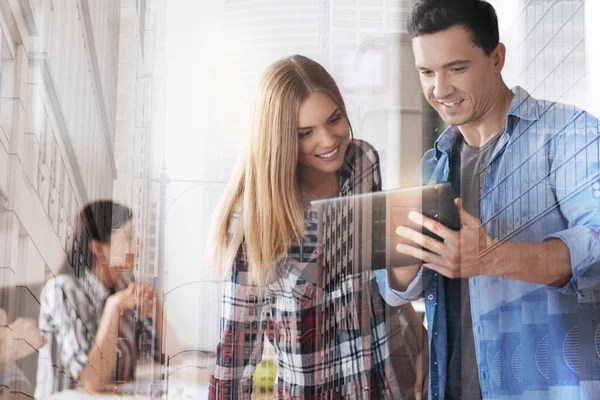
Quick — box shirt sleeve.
[375,266,433,306]
[209,252,270,400]
[375,148,439,305]
[38,277,90,380]
[544,111,600,296]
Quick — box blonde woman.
[208,55,427,399]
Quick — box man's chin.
[440,114,471,127]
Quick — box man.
[374,0,600,399]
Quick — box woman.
[208,55,427,399]
[35,201,164,397]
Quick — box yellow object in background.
[253,360,277,392]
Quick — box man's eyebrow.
[416,60,472,70]
[443,59,471,68]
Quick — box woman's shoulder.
[340,138,381,179]
[40,274,84,309]
[344,139,380,168]
[348,139,379,159]
[42,274,80,295]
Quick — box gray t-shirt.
[445,132,502,400]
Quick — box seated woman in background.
[208,55,428,399]
[35,201,165,397]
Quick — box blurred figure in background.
[35,201,165,397]
[0,308,45,396]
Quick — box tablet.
[310,182,461,271]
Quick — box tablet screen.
[310,182,460,271]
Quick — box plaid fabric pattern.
[210,140,419,399]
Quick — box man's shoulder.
[519,89,599,134]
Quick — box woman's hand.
[106,283,161,318]
[106,283,137,314]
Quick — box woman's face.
[94,219,136,280]
[109,218,136,272]
[296,91,350,175]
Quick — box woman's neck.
[91,262,113,290]
[298,168,339,200]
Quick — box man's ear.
[491,42,507,73]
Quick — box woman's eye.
[298,131,311,139]
[329,117,341,125]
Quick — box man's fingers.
[396,226,445,255]
[395,243,445,265]
[455,198,479,228]
[407,211,457,241]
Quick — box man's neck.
[459,85,514,148]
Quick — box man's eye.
[451,67,466,72]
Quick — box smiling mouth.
[438,99,464,108]
[316,146,339,159]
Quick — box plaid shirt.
[210,140,420,399]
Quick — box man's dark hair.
[408,0,500,55]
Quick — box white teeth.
[317,147,338,159]
[441,100,463,107]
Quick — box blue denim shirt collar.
[433,86,540,159]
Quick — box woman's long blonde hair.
[206,55,351,287]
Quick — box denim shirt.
[375,86,600,399]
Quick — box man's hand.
[395,198,491,279]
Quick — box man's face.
[412,25,502,127]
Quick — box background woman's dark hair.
[407,0,499,56]
[64,200,133,278]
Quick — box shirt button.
[363,387,369,391]
[477,325,483,334]
[427,294,435,301]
